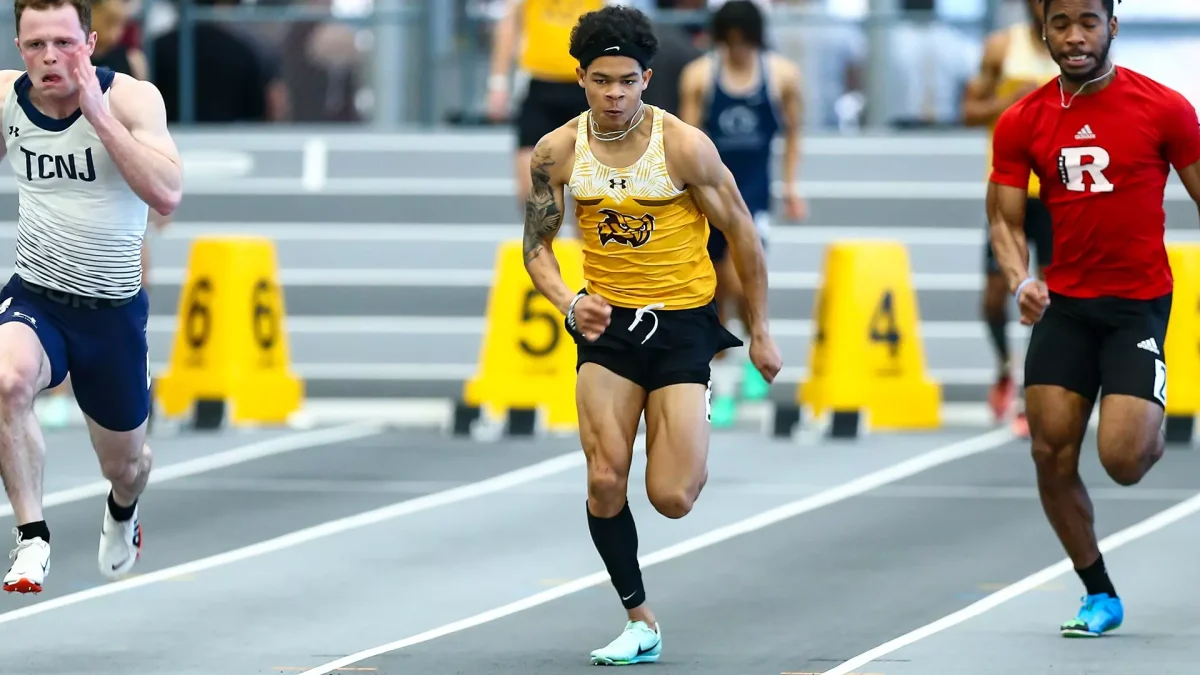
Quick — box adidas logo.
[1075,124,1095,140]
[1137,338,1160,355]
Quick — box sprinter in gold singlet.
[962,0,1059,437]
[520,5,781,666]
[487,0,604,209]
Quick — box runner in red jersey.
[988,0,1200,640]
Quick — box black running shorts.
[985,197,1054,273]
[1024,292,1171,408]
[567,291,744,393]
[516,78,589,149]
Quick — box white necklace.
[590,102,646,143]
[1058,63,1115,109]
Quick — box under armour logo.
[609,178,627,189]
[7,126,17,137]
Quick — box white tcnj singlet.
[2,68,149,299]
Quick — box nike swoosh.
[111,557,128,571]
[622,592,636,601]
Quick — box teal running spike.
[1060,593,1123,637]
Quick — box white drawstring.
[628,303,665,344]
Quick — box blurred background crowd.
[0,0,1194,131]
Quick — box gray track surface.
[857,513,1200,675]
[5,425,1200,674]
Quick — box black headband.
[577,42,651,71]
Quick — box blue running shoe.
[1060,593,1123,637]
[589,620,661,665]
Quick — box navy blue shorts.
[0,274,150,432]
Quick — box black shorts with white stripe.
[1024,292,1172,408]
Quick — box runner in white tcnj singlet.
[0,0,182,594]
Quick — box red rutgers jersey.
[990,67,1200,299]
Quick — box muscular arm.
[675,124,770,338]
[986,100,1036,291]
[95,76,183,215]
[521,132,576,315]
[987,182,1031,292]
[962,33,1009,127]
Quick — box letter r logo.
[1059,146,1113,193]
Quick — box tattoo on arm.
[522,147,563,263]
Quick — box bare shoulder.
[662,109,703,155]
[662,111,717,184]
[0,70,23,89]
[110,72,165,101]
[529,116,579,183]
[0,70,24,108]
[108,72,167,120]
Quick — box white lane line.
[821,489,1200,675]
[296,428,1017,675]
[0,422,387,519]
[301,137,329,192]
[0,436,647,626]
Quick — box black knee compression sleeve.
[587,500,645,609]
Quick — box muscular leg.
[0,319,59,594]
[0,323,52,529]
[1026,297,1126,636]
[1026,385,1101,570]
[644,382,711,520]
[578,362,651,621]
[62,286,153,579]
[85,416,152,510]
[1093,296,1170,488]
[86,413,150,580]
[1096,394,1164,486]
